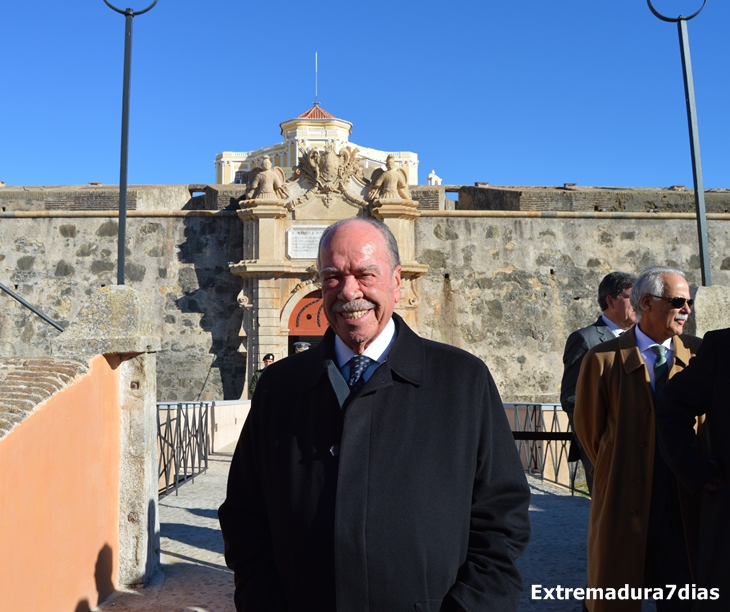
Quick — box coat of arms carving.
[291,142,366,208]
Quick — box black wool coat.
[218,314,531,612]
[657,328,730,609]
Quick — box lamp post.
[103,0,158,285]
[647,0,711,286]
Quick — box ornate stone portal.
[230,144,428,398]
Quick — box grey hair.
[597,271,637,311]
[629,265,686,320]
[317,217,401,272]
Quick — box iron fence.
[504,403,587,496]
[157,402,210,496]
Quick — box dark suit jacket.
[561,316,614,465]
[657,328,729,604]
[218,314,531,612]
[560,316,614,416]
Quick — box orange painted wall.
[0,354,121,612]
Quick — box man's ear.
[392,265,402,304]
[641,294,653,312]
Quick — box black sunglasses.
[649,294,694,309]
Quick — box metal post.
[678,18,711,286]
[103,0,158,285]
[647,0,711,286]
[118,10,133,285]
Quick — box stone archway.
[285,289,327,354]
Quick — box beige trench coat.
[574,327,701,612]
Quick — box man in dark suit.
[219,217,531,612]
[561,271,637,493]
[657,328,728,610]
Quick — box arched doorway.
[287,290,327,354]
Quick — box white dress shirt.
[635,324,674,391]
[334,317,396,384]
[601,314,627,338]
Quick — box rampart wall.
[1,186,245,401]
[414,212,730,402]
[2,184,729,402]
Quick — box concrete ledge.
[210,400,250,452]
[687,285,730,337]
[51,286,161,358]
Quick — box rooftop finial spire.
[314,52,319,105]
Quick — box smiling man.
[574,266,702,612]
[219,217,531,612]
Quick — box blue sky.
[1,1,728,188]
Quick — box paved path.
[517,478,590,611]
[99,453,235,612]
[100,455,597,612]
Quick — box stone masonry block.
[51,286,161,358]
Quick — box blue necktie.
[347,355,374,395]
[651,344,669,396]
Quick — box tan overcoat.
[574,327,701,612]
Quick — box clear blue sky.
[1,1,728,188]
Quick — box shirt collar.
[601,314,626,337]
[635,323,674,354]
[334,317,397,368]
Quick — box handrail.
[505,402,587,496]
[157,402,209,496]
[0,282,64,332]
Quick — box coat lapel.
[619,326,647,379]
[671,335,693,375]
[593,316,613,344]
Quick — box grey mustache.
[332,300,375,313]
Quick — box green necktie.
[651,344,669,397]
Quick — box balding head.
[317,218,402,353]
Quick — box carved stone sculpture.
[245,155,289,200]
[293,141,364,191]
[367,155,411,201]
[288,142,367,208]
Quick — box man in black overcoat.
[219,217,531,612]
[560,271,636,493]
[657,327,729,610]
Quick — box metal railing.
[505,403,587,496]
[157,402,209,496]
[0,282,64,332]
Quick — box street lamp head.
[647,0,706,23]
[103,0,158,16]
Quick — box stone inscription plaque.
[286,225,328,260]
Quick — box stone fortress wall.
[2,183,730,402]
[0,185,246,401]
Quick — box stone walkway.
[517,478,590,611]
[100,455,596,612]
[99,452,236,612]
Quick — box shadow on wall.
[146,498,160,584]
[74,544,115,612]
[175,193,245,400]
[76,501,161,611]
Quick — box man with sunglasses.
[574,266,701,612]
